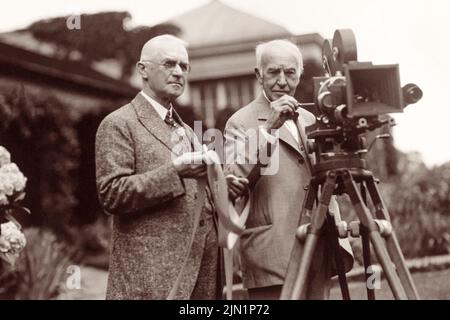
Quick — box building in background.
[167,0,324,128]
[0,40,137,118]
[1,0,324,129]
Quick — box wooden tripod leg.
[280,183,317,299]
[289,172,337,300]
[361,225,376,300]
[365,176,420,300]
[223,248,234,300]
[342,170,408,300]
[325,215,350,300]
[360,183,376,300]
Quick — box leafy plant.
[0,87,80,238]
[13,228,78,300]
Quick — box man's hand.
[172,151,207,179]
[226,175,249,200]
[263,94,299,131]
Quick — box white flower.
[1,221,17,233]
[0,163,27,197]
[0,146,11,167]
[0,237,10,253]
[11,170,27,192]
[0,163,20,174]
[0,222,26,254]
[0,193,8,206]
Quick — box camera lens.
[402,83,423,105]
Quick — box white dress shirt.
[140,91,173,120]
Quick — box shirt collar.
[262,90,271,104]
[140,91,172,120]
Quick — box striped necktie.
[164,107,192,155]
[164,107,179,127]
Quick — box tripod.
[280,157,420,300]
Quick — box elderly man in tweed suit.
[95,35,246,299]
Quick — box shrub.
[5,228,78,300]
[387,162,450,257]
[0,87,80,237]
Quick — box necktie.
[164,109,179,128]
[164,108,192,155]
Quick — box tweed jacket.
[224,93,353,290]
[95,93,214,299]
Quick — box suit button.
[304,184,309,191]
[300,146,305,152]
[298,157,304,164]
[199,219,205,227]
[194,193,198,200]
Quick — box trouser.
[248,239,333,300]
[190,222,220,299]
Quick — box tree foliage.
[27,11,181,80]
[386,160,450,257]
[0,87,79,237]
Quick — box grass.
[60,266,450,300]
[330,268,450,300]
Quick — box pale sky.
[1,0,449,166]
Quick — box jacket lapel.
[255,93,301,155]
[131,93,176,153]
[279,126,301,154]
[296,109,317,169]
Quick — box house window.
[203,83,216,128]
[216,82,227,111]
[190,85,202,115]
[226,80,240,110]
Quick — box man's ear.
[255,67,263,84]
[136,61,148,79]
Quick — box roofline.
[0,41,138,98]
[188,32,324,58]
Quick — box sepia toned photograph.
[0,0,449,303]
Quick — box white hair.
[255,39,304,75]
[140,34,188,61]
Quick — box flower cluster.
[0,146,28,266]
[0,222,27,264]
[0,146,27,205]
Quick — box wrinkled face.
[256,47,301,101]
[138,41,189,102]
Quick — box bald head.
[140,34,188,62]
[136,34,190,106]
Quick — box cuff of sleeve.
[165,161,186,198]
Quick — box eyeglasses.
[140,59,191,74]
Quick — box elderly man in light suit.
[96,35,245,299]
[224,39,352,299]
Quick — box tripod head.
[302,29,423,174]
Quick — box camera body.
[304,29,422,169]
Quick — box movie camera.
[281,29,422,300]
[302,29,422,171]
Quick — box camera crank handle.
[367,134,391,152]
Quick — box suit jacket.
[224,93,352,290]
[95,93,214,299]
